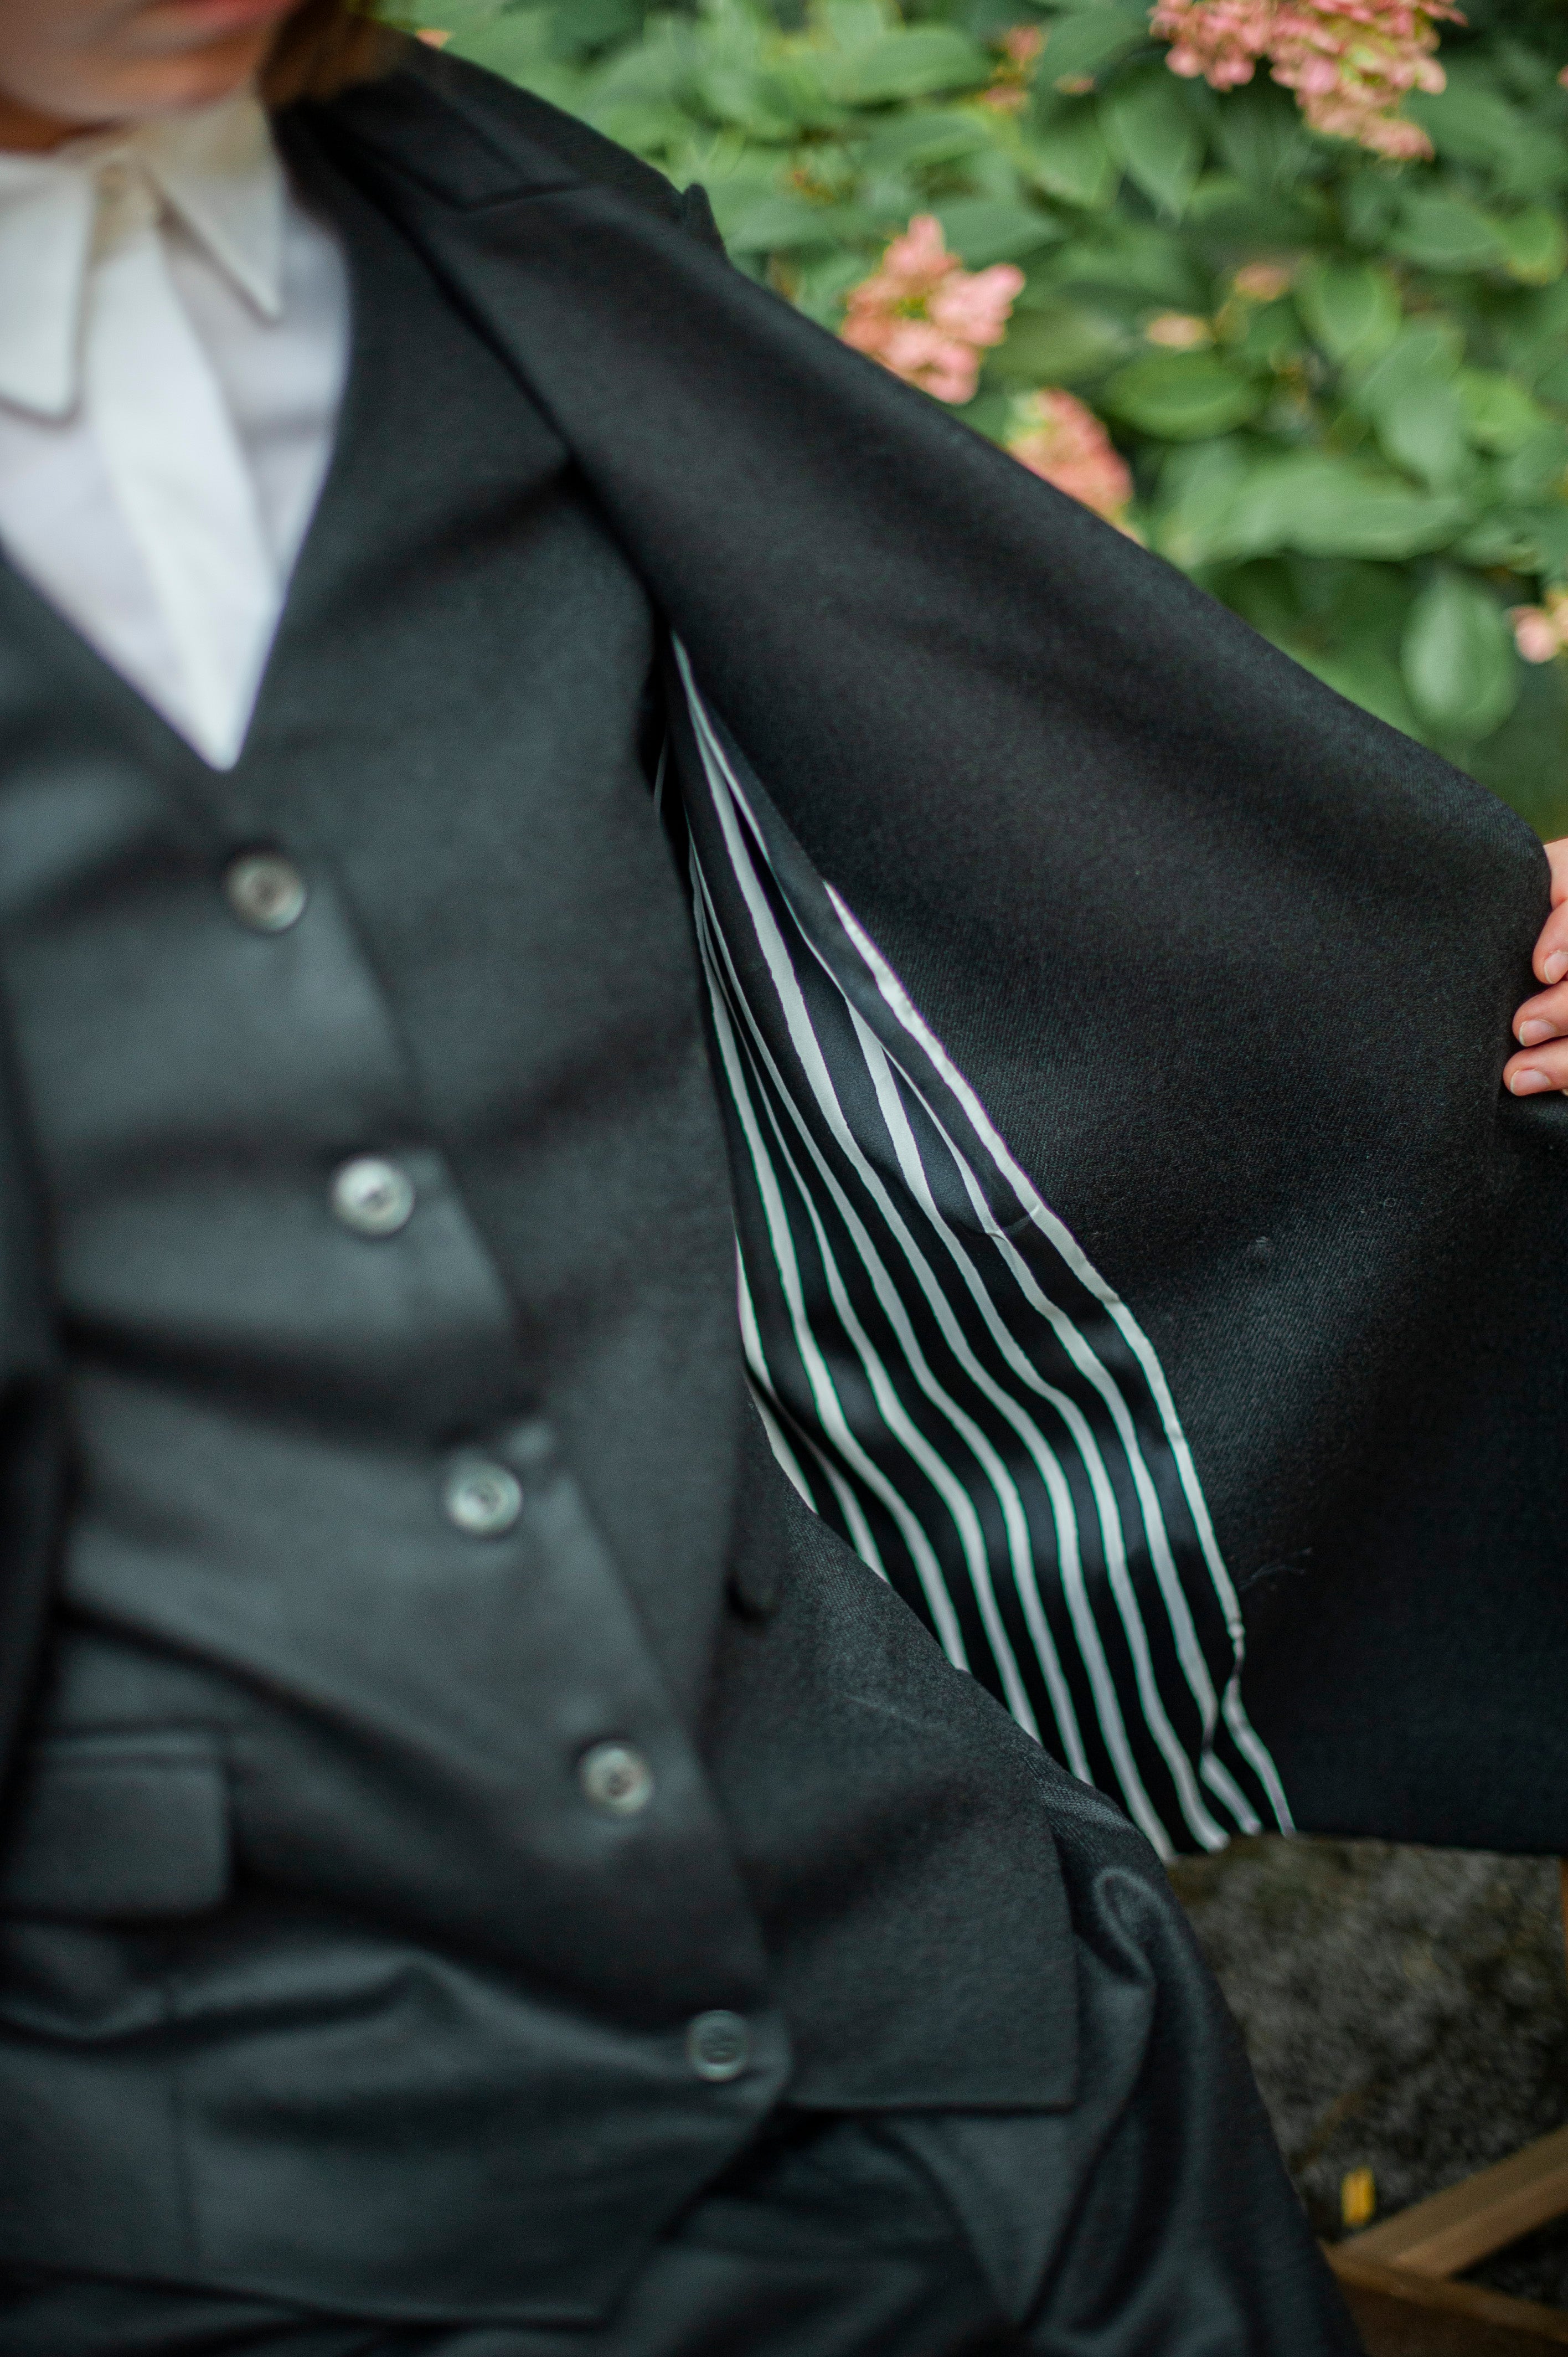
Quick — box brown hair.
[260,0,403,106]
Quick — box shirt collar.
[0,91,285,421]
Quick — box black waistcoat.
[0,118,1082,2329]
[0,147,793,2319]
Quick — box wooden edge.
[1328,2247,1568,2347]
[1345,2126,1568,2276]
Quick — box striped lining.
[669,650,1291,1859]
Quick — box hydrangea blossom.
[1007,390,1134,525]
[1150,0,1462,158]
[1145,311,1213,347]
[1231,263,1295,301]
[981,23,1045,111]
[841,217,1024,405]
[1510,591,1568,662]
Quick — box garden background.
[394,0,1568,841]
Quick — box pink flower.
[842,217,1025,406]
[1232,261,1294,300]
[1510,595,1568,662]
[1150,0,1462,156]
[981,21,1046,106]
[1145,311,1213,347]
[1007,390,1134,524]
[1151,0,1279,87]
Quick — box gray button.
[331,1157,415,1238]
[443,1459,523,1538]
[224,851,307,934]
[685,2010,750,2083]
[578,1742,654,1819]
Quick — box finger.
[1505,1037,1568,1095]
[1548,837,1568,907]
[1532,893,1568,986]
[1513,978,1568,1046]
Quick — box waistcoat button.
[224,851,307,934]
[442,1459,524,1538]
[577,1741,654,1818]
[331,1157,415,1237]
[685,2011,751,2083]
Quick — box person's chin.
[145,0,301,39]
[111,28,278,118]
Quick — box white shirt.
[0,94,349,769]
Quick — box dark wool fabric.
[0,91,1350,2352]
[314,45,1568,1857]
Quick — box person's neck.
[0,97,112,154]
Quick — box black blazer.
[1,44,1562,1860]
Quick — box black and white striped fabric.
[668,650,1291,1859]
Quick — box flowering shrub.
[1007,386,1137,518]
[840,212,1024,399]
[400,0,1568,836]
[1151,0,1461,159]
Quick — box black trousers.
[2,2102,1359,2357]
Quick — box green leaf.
[1211,79,1312,189]
[1216,455,1471,560]
[451,7,576,93]
[1036,7,1149,91]
[1497,422,1568,502]
[1294,261,1401,368]
[1406,81,1568,200]
[723,191,863,253]
[1342,171,1403,252]
[1453,368,1552,455]
[1375,377,1472,490]
[1024,107,1121,210]
[1052,219,1209,307]
[1183,174,1323,244]
[1099,71,1206,221]
[701,63,817,138]
[1453,506,1568,573]
[420,0,506,32]
[1390,194,1508,273]
[989,300,1130,385]
[1151,437,1252,567]
[1401,570,1519,741]
[1404,83,1521,169]
[1102,352,1265,438]
[857,110,992,172]
[1497,208,1568,286]
[933,199,1062,265]
[1353,321,1464,414]
[822,26,992,104]
[1285,642,1426,740]
[1462,657,1568,841]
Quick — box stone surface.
[1170,1838,1568,2307]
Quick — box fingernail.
[1518,1018,1557,1045]
[1510,1068,1554,1094]
[1544,951,1568,984]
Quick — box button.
[443,1459,523,1538]
[578,1742,654,1818]
[224,851,307,934]
[331,1157,415,1238]
[685,2010,750,2083]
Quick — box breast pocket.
[0,1730,231,1921]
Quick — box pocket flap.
[0,1733,230,1920]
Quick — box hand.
[1507,837,1568,1095]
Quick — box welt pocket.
[0,1732,231,1922]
